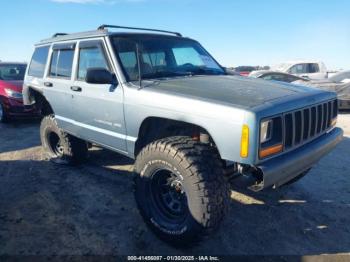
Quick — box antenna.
[136,43,143,89]
[98,24,182,37]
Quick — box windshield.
[111,35,225,81]
[0,64,27,81]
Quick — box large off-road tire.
[40,115,88,164]
[134,136,229,246]
[0,101,9,123]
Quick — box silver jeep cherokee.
[23,25,343,245]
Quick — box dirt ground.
[0,113,350,257]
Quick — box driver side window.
[77,44,109,81]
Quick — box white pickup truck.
[271,60,328,80]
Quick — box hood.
[145,75,320,109]
[0,80,23,92]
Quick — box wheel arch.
[134,116,221,158]
[26,87,53,116]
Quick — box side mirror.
[85,68,117,85]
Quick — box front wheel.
[134,136,229,245]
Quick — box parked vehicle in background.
[233,66,258,76]
[271,61,328,80]
[328,70,350,83]
[249,70,308,83]
[293,70,350,110]
[23,25,343,245]
[0,62,39,122]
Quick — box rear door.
[69,39,127,153]
[43,42,76,132]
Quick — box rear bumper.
[253,127,343,191]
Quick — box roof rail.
[97,24,182,37]
[52,33,68,38]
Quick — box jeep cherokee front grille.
[283,100,338,150]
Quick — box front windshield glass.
[0,64,27,81]
[111,35,225,81]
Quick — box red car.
[234,66,259,76]
[0,62,39,122]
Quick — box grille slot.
[303,108,310,140]
[310,107,316,137]
[283,100,337,151]
[322,103,327,131]
[294,111,302,145]
[285,113,293,149]
[316,104,322,134]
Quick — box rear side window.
[308,63,319,73]
[28,46,50,78]
[49,49,75,78]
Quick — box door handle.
[44,82,53,87]
[71,86,82,92]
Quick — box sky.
[0,0,349,70]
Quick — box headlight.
[260,119,273,143]
[5,88,23,99]
[259,117,283,159]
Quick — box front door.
[68,39,127,153]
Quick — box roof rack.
[97,24,182,37]
[52,33,68,38]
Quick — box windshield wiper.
[184,67,224,76]
[143,71,193,79]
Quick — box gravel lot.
[0,113,349,257]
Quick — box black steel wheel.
[47,131,64,157]
[40,115,88,164]
[149,168,188,224]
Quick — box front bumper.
[252,127,343,191]
[1,97,40,117]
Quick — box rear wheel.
[134,136,229,246]
[40,115,88,164]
